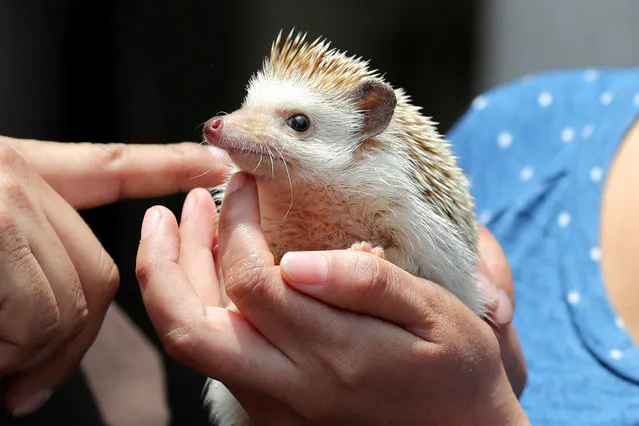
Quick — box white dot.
[590,166,603,182]
[478,210,493,224]
[538,91,553,108]
[567,290,581,305]
[472,96,488,110]
[465,178,472,189]
[634,93,639,107]
[497,131,513,149]
[609,349,624,360]
[589,246,601,262]
[582,124,595,139]
[561,127,575,143]
[615,317,626,329]
[558,211,571,227]
[600,91,614,105]
[519,166,534,181]
[583,69,599,82]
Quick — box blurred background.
[0,1,637,425]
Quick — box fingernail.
[181,190,198,220]
[12,389,52,417]
[495,289,514,325]
[281,252,328,285]
[141,208,161,240]
[225,173,246,196]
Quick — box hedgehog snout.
[204,116,224,139]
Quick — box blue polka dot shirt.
[448,68,639,425]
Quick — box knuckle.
[0,177,32,212]
[88,142,130,170]
[162,324,197,365]
[224,252,271,302]
[331,355,367,393]
[0,215,32,266]
[351,253,386,302]
[98,249,120,298]
[67,284,89,338]
[0,142,25,169]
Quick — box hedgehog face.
[204,77,362,182]
[203,75,397,184]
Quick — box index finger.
[3,137,234,209]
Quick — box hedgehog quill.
[202,30,484,426]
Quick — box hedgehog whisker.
[188,167,214,180]
[272,144,293,223]
[250,153,264,174]
[265,145,275,180]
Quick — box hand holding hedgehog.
[136,174,528,425]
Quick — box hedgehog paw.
[350,241,385,258]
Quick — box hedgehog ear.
[354,80,397,138]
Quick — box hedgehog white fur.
[201,29,481,426]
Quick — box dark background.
[3,1,636,425]
[0,1,478,424]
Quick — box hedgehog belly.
[256,180,400,266]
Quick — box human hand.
[475,225,527,397]
[0,136,232,416]
[136,173,529,425]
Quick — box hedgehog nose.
[204,116,224,136]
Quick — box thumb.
[279,249,453,332]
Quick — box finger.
[2,178,118,413]
[476,226,527,395]
[476,225,514,326]
[477,225,514,302]
[0,180,86,374]
[136,206,291,390]
[217,173,338,352]
[280,249,459,338]
[217,172,276,301]
[178,188,220,305]
[0,234,59,375]
[5,137,234,209]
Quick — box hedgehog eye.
[286,114,310,132]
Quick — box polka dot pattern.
[561,127,575,142]
[538,91,553,107]
[600,91,614,105]
[497,131,513,149]
[449,69,639,414]
[567,290,581,305]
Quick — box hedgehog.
[201,29,482,426]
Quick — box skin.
[137,172,529,425]
[0,135,233,416]
[601,117,639,343]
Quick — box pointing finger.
[3,137,234,209]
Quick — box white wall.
[477,0,639,91]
